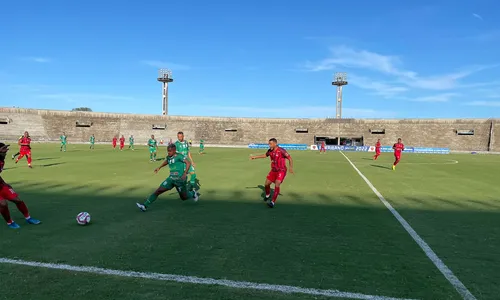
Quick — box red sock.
[27,156,32,165]
[0,205,13,224]
[272,186,280,203]
[15,201,30,218]
[265,185,271,197]
[394,159,400,166]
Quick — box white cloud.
[409,93,459,102]
[22,57,51,63]
[141,60,191,71]
[303,46,497,94]
[464,101,500,107]
[175,105,397,119]
[472,13,483,21]
[348,74,408,98]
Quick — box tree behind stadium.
[71,107,92,112]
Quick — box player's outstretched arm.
[287,155,294,174]
[154,160,168,173]
[182,159,191,180]
[187,151,195,166]
[250,154,267,160]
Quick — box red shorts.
[0,184,18,201]
[20,148,31,156]
[267,171,287,183]
[395,154,401,160]
[320,147,326,151]
[376,149,381,154]
[112,143,116,146]
[120,143,124,147]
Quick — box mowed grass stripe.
[340,152,476,300]
[0,257,418,300]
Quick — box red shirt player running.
[112,136,117,149]
[15,131,32,168]
[0,142,41,229]
[119,135,125,150]
[320,140,326,153]
[373,139,381,160]
[392,138,405,170]
[250,138,294,208]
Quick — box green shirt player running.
[136,144,199,212]
[129,135,135,150]
[175,131,198,191]
[60,133,67,152]
[199,138,205,155]
[89,134,95,150]
[148,135,158,161]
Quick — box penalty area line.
[0,257,417,300]
[340,152,476,300]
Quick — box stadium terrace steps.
[0,107,498,152]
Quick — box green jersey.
[175,140,190,156]
[200,139,204,145]
[60,135,67,144]
[166,154,187,179]
[129,137,134,144]
[148,139,157,148]
[89,136,95,143]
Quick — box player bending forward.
[392,138,405,170]
[0,143,41,229]
[250,138,294,208]
[136,144,199,212]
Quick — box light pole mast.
[332,72,348,119]
[157,69,173,115]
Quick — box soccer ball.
[76,212,91,225]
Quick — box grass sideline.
[0,144,499,299]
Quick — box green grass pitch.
[1,144,499,300]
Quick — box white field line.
[339,152,476,300]
[296,159,459,165]
[0,257,418,300]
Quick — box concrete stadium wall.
[0,107,497,151]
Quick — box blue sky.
[1,0,500,119]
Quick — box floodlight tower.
[332,72,348,119]
[157,69,173,115]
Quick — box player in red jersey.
[373,139,381,160]
[392,138,405,170]
[15,131,32,168]
[112,136,117,149]
[250,138,294,208]
[0,142,41,229]
[119,135,125,151]
[319,140,326,153]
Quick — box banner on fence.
[248,143,308,151]
[311,145,450,154]
[310,145,371,152]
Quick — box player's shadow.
[362,157,374,160]
[40,162,66,168]
[34,157,58,161]
[246,185,283,198]
[370,164,392,170]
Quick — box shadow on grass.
[39,162,66,168]
[34,157,59,161]
[1,182,499,300]
[370,164,392,170]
